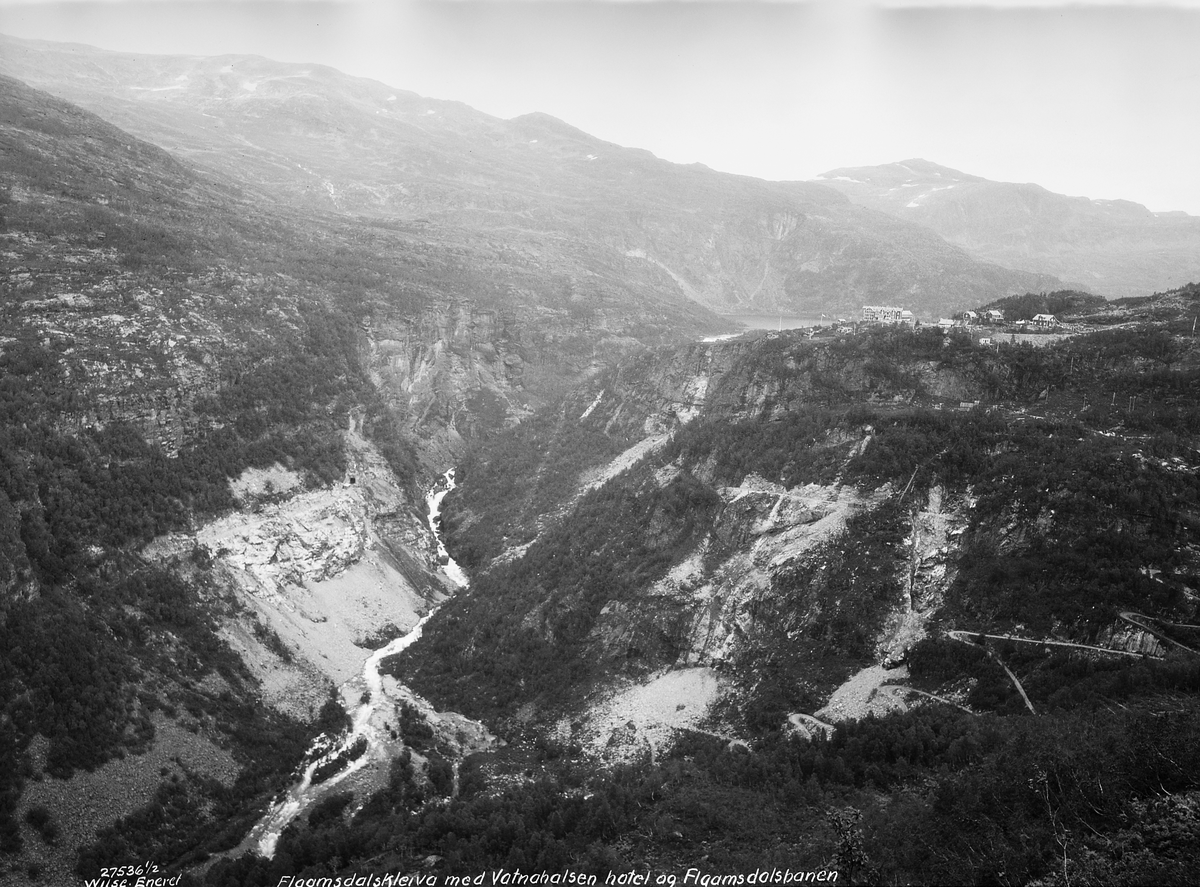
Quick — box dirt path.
[947,632,1037,714]
[787,713,836,740]
[947,630,1153,659]
[877,685,975,715]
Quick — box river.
[250,468,468,858]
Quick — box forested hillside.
[0,74,436,880]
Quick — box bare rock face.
[877,486,972,667]
[196,484,371,590]
[1096,624,1165,658]
[146,426,447,712]
[582,477,877,674]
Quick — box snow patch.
[906,184,956,208]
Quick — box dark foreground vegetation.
[173,691,1200,885]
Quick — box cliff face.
[363,299,641,465]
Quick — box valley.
[2,33,1200,887]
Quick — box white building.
[862,305,902,323]
[862,306,915,325]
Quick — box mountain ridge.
[0,33,1062,318]
[817,158,1200,297]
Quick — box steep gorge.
[406,314,1200,756]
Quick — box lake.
[721,313,836,331]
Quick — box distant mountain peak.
[815,159,1200,297]
[505,111,608,146]
[819,159,985,189]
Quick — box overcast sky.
[2,1,1199,214]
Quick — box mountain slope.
[0,34,1061,318]
[407,296,1200,732]
[817,158,1200,297]
[323,289,1200,884]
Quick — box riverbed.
[249,468,470,857]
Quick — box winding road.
[787,712,836,740]
[876,685,976,716]
[946,629,1155,659]
[1118,611,1200,656]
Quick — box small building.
[1032,313,1059,328]
[985,309,1005,323]
[937,317,957,330]
[960,310,978,324]
[978,336,993,346]
[862,305,905,324]
[900,310,914,326]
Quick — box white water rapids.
[251,468,468,858]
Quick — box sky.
[2,1,1200,214]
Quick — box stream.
[251,468,468,858]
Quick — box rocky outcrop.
[1096,623,1166,658]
